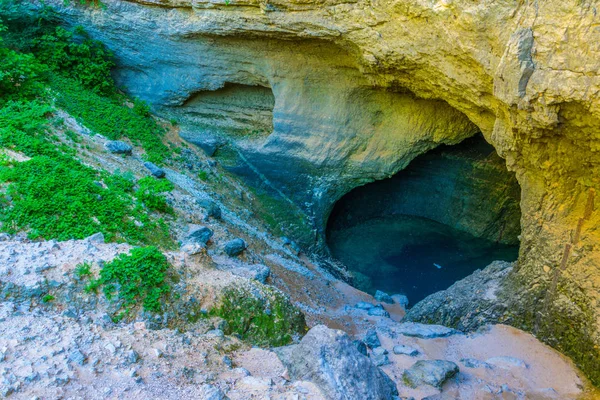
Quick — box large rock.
[405,261,514,331]
[104,140,132,154]
[223,238,246,257]
[402,360,459,389]
[275,325,398,400]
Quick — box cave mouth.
[326,135,522,305]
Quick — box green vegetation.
[74,262,92,278]
[52,77,170,164]
[214,286,307,347]
[0,6,174,246]
[86,247,171,318]
[42,294,55,303]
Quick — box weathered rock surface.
[223,238,246,257]
[405,261,514,331]
[402,360,459,389]
[104,140,132,155]
[275,325,398,400]
[45,0,600,384]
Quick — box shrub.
[86,246,171,316]
[137,176,174,214]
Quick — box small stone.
[363,329,381,349]
[181,242,205,255]
[403,360,459,389]
[375,290,394,304]
[143,162,166,178]
[126,350,139,364]
[87,232,105,244]
[460,358,492,369]
[224,238,246,257]
[485,356,528,370]
[105,140,133,154]
[153,348,163,358]
[392,345,419,357]
[68,350,87,366]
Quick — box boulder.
[402,360,459,389]
[363,329,381,349]
[275,325,398,400]
[224,238,246,257]
[197,199,222,220]
[392,345,419,357]
[143,162,166,178]
[104,140,132,154]
[186,226,213,245]
[375,290,394,304]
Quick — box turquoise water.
[327,214,519,305]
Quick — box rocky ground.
[0,109,597,399]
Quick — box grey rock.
[371,352,390,367]
[372,347,388,356]
[375,290,394,304]
[275,325,397,400]
[368,306,390,318]
[186,226,214,245]
[394,322,458,339]
[224,238,246,257]
[352,340,367,356]
[391,294,409,308]
[363,330,381,349]
[87,232,105,244]
[197,199,222,219]
[143,162,166,178]
[392,345,419,357]
[68,350,87,365]
[126,350,140,364]
[104,140,133,154]
[402,360,459,389]
[405,261,513,331]
[199,383,227,400]
[460,358,492,369]
[180,241,205,255]
[485,356,528,370]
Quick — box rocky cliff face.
[46,0,600,384]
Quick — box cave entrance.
[326,135,521,305]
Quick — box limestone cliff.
[44,0,600,384]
